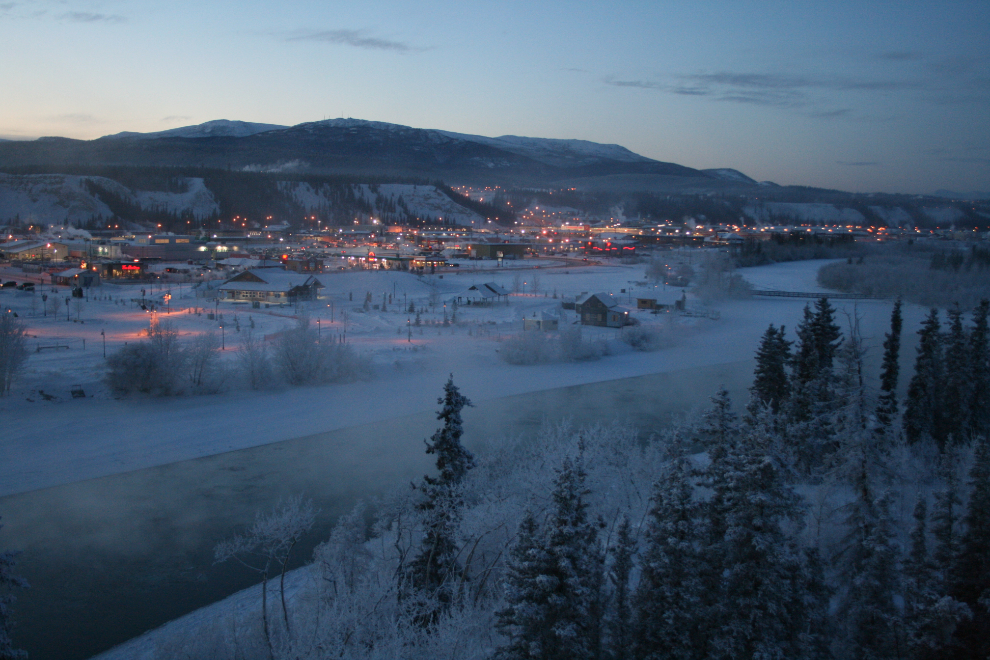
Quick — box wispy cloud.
[603,57,988,120]
[837,160,881,167]
[284,29,422,53]
[48,113,101,124]
[60,10,125,23]
[161,115,192,123]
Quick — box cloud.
[48,113,101,124]
[161,115,193,123]
[284,29,421,53]
[61,11,125,23]
[837,160,881,167]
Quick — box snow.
[0,174,219,224]
[131,177,219,220]
[869,206,913,227]
[0,174,114,224]
[0,257,914,500]
[101,120,287,140]
[743,203,866,225]
[702,168,756,184]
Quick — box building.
[53,267,101,288]
[575,292,631,327]
[217,268,324,304]
[122,235,201,260]
[523,310,559,331]
[0,240,69,262]
[469,243,529,259]
[455,282,510,306]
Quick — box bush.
[621,324,676,352]
[0,313,28,397]
[106,319,187,395]
[499,326,606,365]
[272,319,370,385]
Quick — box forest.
[8,297,982,660]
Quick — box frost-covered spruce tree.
[706,409,812,660]
[403,375,476,618]
[904,309,945,450]
[967,300,990,439]
[0,518,27,660]
[931,454,961,587]
[950,438,990,658]
[811,297,842,374]
[789,305,821,424]
[495,452,604,660]
[874,299,903,433]
[632,450,705,660]
[746,324,791,420]
[903,495,972,660]
[606,515,636,660]
[942,305,971,446]
[837,491,902,660]
[698,388,739,548]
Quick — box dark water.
[0,360,752,660]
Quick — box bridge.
[751,290,875,300]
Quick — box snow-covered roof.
[462,282,510,299]
[576,292,617,308]
[55,268,87,278]
[219,269,323,292]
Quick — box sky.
[1,0,988,195]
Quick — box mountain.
[101,120,287,140]
[933,189,990,201]
[0,118,734,191]
[703,168,758,184]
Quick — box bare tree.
[0,314,28,397]
[214,496,317,658]
[187,331,224,393]
[238,330,273,390]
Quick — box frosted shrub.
[272,319,370,385]
[499,331,554,365]
[499,326,604,365]
[0,313,28,397]
[106,319,187,395]
[621,325,669,352]
[693,252,752,301]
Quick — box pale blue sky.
[2,0,988,194]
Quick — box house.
[217,268,324,303]
[0,240,69,262]
[455,282,510,305]
[523,310,560,332]
[575,292,632,327]
[636,292,685,311]
[53,267,101,288]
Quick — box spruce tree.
[950,439,990,658]
[747,324,791,419]
[811,297,842,374]
[606,516,636,660]
[706,409,810,660]
[632,451,705,660]
[0,519,27,660]
[942,305,971,446]
[404,376,475,615]
[967,300,990,439]
[838,491,902,660]
[496,453,603,660]
[931,454,961,588]
[904,309,945,449]
[875,299,903,432]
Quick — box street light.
[220,324,225,350]
[317,318,321,342]
[101,329,106,358]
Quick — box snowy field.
[0,257,923,499]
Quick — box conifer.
[875,299,903,431]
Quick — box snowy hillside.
[0,174,114,224]
[284,181,486,226]
[438,130,653,166]
[102,120,287,140]
[744,202,867,224]
[0,174,219,224]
